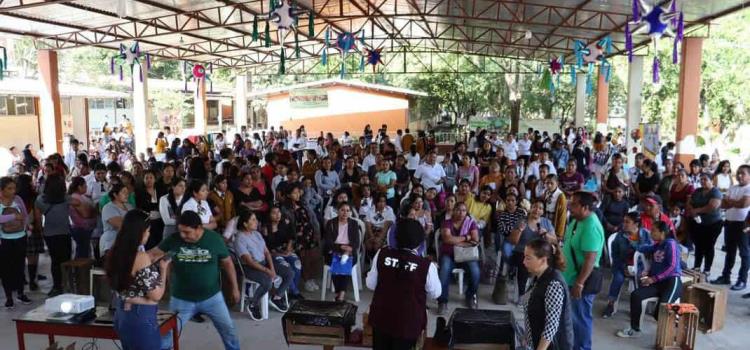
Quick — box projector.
[45,294,95,314]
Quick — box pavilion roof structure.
[0,0,748,74]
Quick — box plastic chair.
[633,251,670,327]
[234,254,288,320]
[321,263,361,302]
[434,230,464,295]
[89,267,106,296]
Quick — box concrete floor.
[2,236,750,350]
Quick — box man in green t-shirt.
[562,191,604,350]
[149,211,240,350]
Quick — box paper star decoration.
[182,61,213,97]
[572,37,612,95]
[625,0,684,83]
[109,42,150,87]
[365,48,384,72]
[549,56,563,75]
[321,27,367,78]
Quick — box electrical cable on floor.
[112,339,122,350]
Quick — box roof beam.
[531,0,593,60]
[0,0,75,13]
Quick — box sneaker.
[5,299,14,309]
[711,276,731,285]
[190,314,206,323]
[437,303,447,316]
[742,292,750,299]
[247,304,263,321]
[37,274,47,281]
[616,328,642,338]
[304,280,318,292]
[16,295,32,305]
[270,297,289,313]
[730,281,747,291]
[470,295,478,309]
[29,281,39,292]
[602,303,616,319]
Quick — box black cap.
[395,218,425,250]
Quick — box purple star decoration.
[627,0,684,83]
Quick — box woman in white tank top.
[714,160,734,194]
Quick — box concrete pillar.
[675,37,703,165]
[194,77,207,135]
[626,56,644,165]
[132,62,149,158]
[37,50,63,154]
[574,73,586,128]
[235,74,248,134]
[595,71,609,134]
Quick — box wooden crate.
[686,283,727,333]
[61,258,95,295]
[655,303,699,350]
[284,319,346,346]
[681,270,706,301]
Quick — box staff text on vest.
[384,257,418,271]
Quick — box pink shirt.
[335,221,350,245]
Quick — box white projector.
[44,294,95,314]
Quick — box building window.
[61,98,72,115]
[207,100,219,126]
[0,95,36,115]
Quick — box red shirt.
[641,212,675,235]
[261,164,275,183]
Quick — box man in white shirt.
[366,218,441,328]
[517,133,532,162]
[714,165,750,291]
[502,134,518,162]
[394,129,404,153]
[164,126,176,146]
[527,150,557,181]
[64,139,81,170]
[271,163,288,200]
[215,148,233,176]
[414,150,446,193]
[362,143,380,171]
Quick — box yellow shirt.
[466,195,492,226]
[155,138,168,154]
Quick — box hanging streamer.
[359,55,365,72]
[252,16,259,42]
[279,48,286,75]
[625,22,633,63]
[570,65,577,86]
[308,12,315,37]
[295,30,300,58]
[322,28,329,65]
[586,73,593,95]
[653,56,660,83]
[0,46,6,80]
[632,0,640,22]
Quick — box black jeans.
[0,236,27,298]
[630,276,682,330]
[690,220,723,272]
[44,235,72,290]
[722,221,750,283]
[373,329,418,350]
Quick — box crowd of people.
[1,121,748,350]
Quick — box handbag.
[453,244,480,263]
[569,222,603,295]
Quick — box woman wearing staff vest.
[366,218,441,350]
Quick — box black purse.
[569,220,603,295]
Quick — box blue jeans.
[607,264,626,301]
[161,292,240,350]
[570,293,595,350]
[437,255,480,303]
[276,255,301,295]
[71,227,93,259]
[114,301,160,350]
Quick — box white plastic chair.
[633,251,660,326]
[434,230,465,295]
[235,255,288,321]
[321,263,361,302]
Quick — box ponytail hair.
[526,237,566,271]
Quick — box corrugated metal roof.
[246,78,428,98]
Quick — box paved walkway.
[2,238,749,350]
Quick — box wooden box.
[655,303,699,350]
[61,258,95,295]
[284,319,346,346]
[686,283,727,333]
[681,270,706,300]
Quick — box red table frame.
[14,314,179,350]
